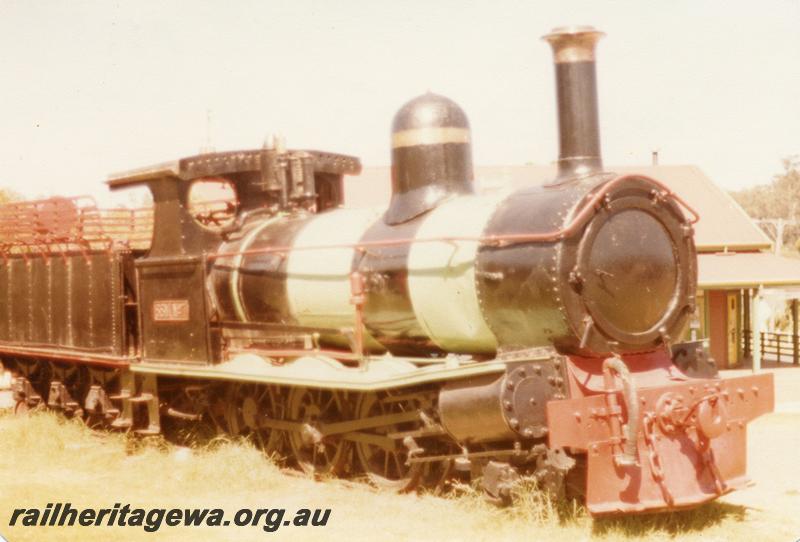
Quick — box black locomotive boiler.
[4,26,772,515]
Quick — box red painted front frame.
[547,350,774,515]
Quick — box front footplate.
[547,372,774,515]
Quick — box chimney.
[543,26,605,180]
[652,150,659,166]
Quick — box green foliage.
[0,187,20,204]
[731,156,800,247]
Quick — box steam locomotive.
[4,27,773,515]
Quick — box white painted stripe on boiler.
[407,193,503,353]
[286,207,383,330]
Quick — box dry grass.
[0,411,797,542]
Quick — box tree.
[731,156,800,250]
[0,188,20,204]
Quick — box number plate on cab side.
[152,299,190,322]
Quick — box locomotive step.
[110,418,132,429]
[47,400,82,410]
[134,426,161,436]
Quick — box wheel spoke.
[322,444,331,464]
[287,387,347,477]
[223,384,282,455]
[322,394,336,415]
[354,392,426,492]
[393,453,404,477]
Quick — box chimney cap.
[544,25,603,37]
[542,26,605,64]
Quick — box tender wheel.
[83,409,106,428]
[13,398,30,416]
[48,362,88,418]
[82,368,121,428]
[13,358,50,397]
[287,387,349,477]
[354,391,424,492]
[226,383,283,454]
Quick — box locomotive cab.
[107,147,361,365]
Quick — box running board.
[130,353,517,391]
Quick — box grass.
[0,411,796,542]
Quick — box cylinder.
[439,373,514,444]
[543,26,605,180]
[438,359,568,444]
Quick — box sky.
[0,0,798,205]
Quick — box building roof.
[345,164,772,253]
[698,252,800,288]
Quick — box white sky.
[0,0,798,205]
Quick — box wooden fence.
[747,330,800,365]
